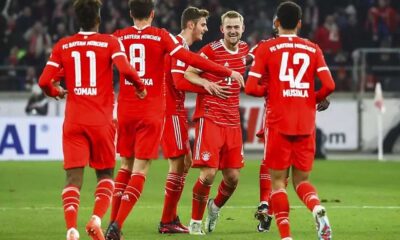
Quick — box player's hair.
[276,1,302,30]
[221,10,244,25]
[129,0,154,20]
[73,0,102,31]
[181,7,209,30]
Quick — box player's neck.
[223,39,238,52]
[278,28,297,36]
[133,19,152,29]
[180,30,193,46]
[80,26,98,33]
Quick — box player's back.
[260,35,325,135]
[194,40,249,127]
[56,32,120,126]
[114,26,178,117]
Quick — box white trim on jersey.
[78,31,97,35]
[169,33,180,44]
[249,71,262,78]
[317,66,329,72]
[117,39,126,52]
[132,25,150,31]
[111,52,127,59]
[171,69,185,74]
[170,45,183,56]
[248,53,255,59]
[195,118,204,160]
[172,115,183,150]
[47,61,59,67]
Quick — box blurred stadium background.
[0,0,400,239]
[1,0,400,160]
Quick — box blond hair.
[221,10,244,24]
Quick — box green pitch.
[0,160,399,240]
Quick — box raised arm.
[245,44,268,97]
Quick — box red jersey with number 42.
[46,32,126,126]
[193,40,249,127]
[248,35,335,135]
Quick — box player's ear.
[129,10,134,19]
[274,19,280,29]
[188,20,194,30]
[242,24,245,33]
[150,10,155,19]
[297,20,302,31]
[220,25,224,34]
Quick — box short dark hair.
[73,0,102,31]
[276,1,302,30]
[181,7,209,30]
[129,0,154,20]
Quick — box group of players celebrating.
[38,0,335,239]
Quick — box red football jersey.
[43,32,128,126]
[248,34,335,135]
[164,35,187,117]
[193,40,249,127]
[249,39,270,102]
[114,26,232,118]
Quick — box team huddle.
[38,0,335,240]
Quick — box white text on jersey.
[121,34,161,42]
[62,41,108,49]
[282,89,309,98]
[74,87,97,96]
[125,78,154,86]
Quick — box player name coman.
[121,34,161,41]
[62,41,108,49]
[125,78,154,86]
[282,89,309,98]
[74,87,97,96]
[269,43,316,53]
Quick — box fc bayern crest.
[201,151,211,161]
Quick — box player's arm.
[184,66,231,99]
[38,44,67,99]
[110,37,146,98]
[163,31,243,83]
[172,70,208,93]
[245,44,268,97]
[315,46,335,103]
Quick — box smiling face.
[192,17,208,41]
[221,17,244,49]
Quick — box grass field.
[0,160,399,240]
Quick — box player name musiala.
[282,88,309,98]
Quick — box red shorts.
[192,118,244,169]
[161,115,190,158]
[264,127,315,171]
[117,115,164,159]
[63,121,116,170]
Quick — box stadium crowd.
[0,0,399,92]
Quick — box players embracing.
[183,10,248,235]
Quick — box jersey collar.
[78,31,97,35]
[279,34,297,38]
[220,39,239,54]
[133,25,150,31]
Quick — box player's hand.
[230,71,244,88]
[203,80,231,99]
[136,88,147,99]
[55,86,68,100]
[317,98,330,112]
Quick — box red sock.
[161,172,183,223]
[173,172,188,219]
[93,178,114,218]
[271,189,291,239]
[110,168,131,221]
[115,173,146,228]
[259,162,271,202]
[213,180,237,208]
[62,185,80,229]
[296,181,321,212]
[191,178,211,221]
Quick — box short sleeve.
[248,43,269,79]
[46,41,63,68]
[315,44,329,74]
[109,36,127,60]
